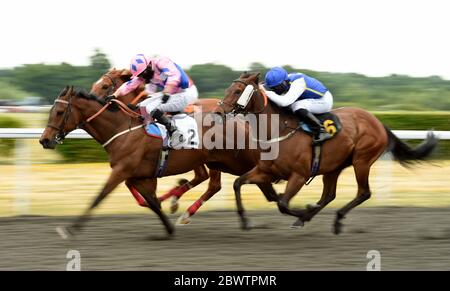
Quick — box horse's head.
[90,68,146,105]
[217,72,267,115]
[39,86,89,149]
[90,68,132,98]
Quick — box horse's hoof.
[306,203,320,211]
[333,221,343,235]
[176,213,191,225]
[170,196,179,214]
[166,228,175,236]
[241,219,253,231]
[56,226,73,240]
[290,218,305,229]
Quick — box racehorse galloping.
[217,72,438,234]
[91,68,223,216]
[40,86,218,236]
[90,69,280,225]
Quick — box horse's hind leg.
[233,167,275,230]
[333,163,371,235]
[177,170,222,225]
[159,165,210,214]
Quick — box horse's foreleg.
[233,167,274,230]
[256,183,279,202]
[293,168,342,226]
[126,178,153,207]
[276,173,308,225]
[130,177,174,236]
[159,165,210,214]
[177,170,222,225]
[57,168,128,239]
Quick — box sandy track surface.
[1,207,450,270]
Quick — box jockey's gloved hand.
[105,95,115,102]
[162,93,171,104]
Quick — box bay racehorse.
[217,72,438,234]
[40,85,280,237]
[89,69,280,225]
[90,68,223,217]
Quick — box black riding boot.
[151,109,185,148]
[294,108,332,145]
[151,109,177,134]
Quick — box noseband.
[218,79,267,115]
[46,95,74,144]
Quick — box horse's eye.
[235,90,242,95]
[56,111,64,116]
[102,85,109,90]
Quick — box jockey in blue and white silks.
[264,67,333,144]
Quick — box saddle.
[298,111,343,184]
[299,111,343,143]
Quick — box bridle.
[218,79,268,115]
[46,90,142,145]
[46,93,74,144]
[102,73,117,96]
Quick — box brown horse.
[217,72,438,234]
[89,69,281,226]
[91,69,223,217]
[40,85,280,237]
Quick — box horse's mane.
[240,72,253,79]
[73,88,120,112]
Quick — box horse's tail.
[384,124,438,166]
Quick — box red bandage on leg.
[128,186,148,207]
[158,183,191,201]
[187,199,204,216]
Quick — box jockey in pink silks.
[108,54,198,147]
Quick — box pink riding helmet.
[129,54,152,79]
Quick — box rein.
[50,91,143,147]
[86,98,142,123]
[220,77,297,144]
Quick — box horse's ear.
[58,86,69,97]
[120,69,132,82]
[252,72,261,83]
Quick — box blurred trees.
[1,50,450,110]
[0,48,111,103]
[89,48,111,71]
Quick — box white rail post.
[14,139,31,215]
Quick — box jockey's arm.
[113,77,145,98]
[155,56,181,95]
[265,78,307,107]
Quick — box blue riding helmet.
[265,67,288,88]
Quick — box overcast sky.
[1,0,449,79]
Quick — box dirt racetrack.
[1,207,450,270]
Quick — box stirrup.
[313,131,332,145]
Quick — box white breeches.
[139,85,199,114]
[289,91,333,114]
